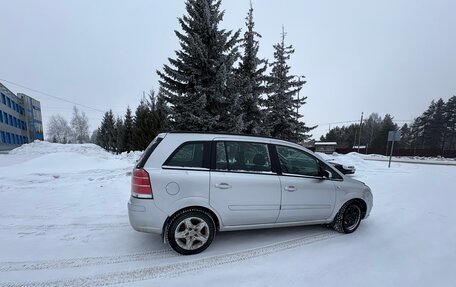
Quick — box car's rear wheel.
[331,201,362,233]
[167,210,215,255]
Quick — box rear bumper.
[128,196,168,234]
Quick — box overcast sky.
[1,0,455,139]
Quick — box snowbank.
[7,141,142,164]
[317,152,373,171]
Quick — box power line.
[315,119,413,126]
[0,77,106,113]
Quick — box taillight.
[131,168,153,199]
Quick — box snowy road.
[0,142,455,286]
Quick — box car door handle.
[215,183,232,189]
[284,185,297,192]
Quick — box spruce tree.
[155,87,170,133]
[157,0,241,132]
[237,3,268,135]
[133,96,156,151]
[266,28,314,142]
[98,110,115,152]
[115,116,124,154]
[123,107,134,152]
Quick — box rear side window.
[215,141,272,173]
[136,136,163,168]
[164,142,210,169]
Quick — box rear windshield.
[136,136,163,168]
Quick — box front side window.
[165,142,206,168]
[276,145,320,177]
[215,141,272,173]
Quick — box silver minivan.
[128,132,373,255]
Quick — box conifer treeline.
[96,0,314,152]
[320,96,456,152]
[95,90,168,152]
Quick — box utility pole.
[357,112,363,153]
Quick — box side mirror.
[318,165,331,179]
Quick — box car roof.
[164,131,312,152]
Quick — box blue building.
[0,82,43,151]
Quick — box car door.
[275,145,336,223]
[209,140,281,226]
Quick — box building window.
[9,114,13,126]
[0,111,3,123]
[1,131,5,143]
[7,97,11,108]
[3,112,8,124]
[1,93,5,105]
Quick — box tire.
[167,210,215,255]
[331,201,362,234]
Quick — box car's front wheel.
[331,201,362,233]
[167,210,215,255]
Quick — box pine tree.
[399,123,411,148]
[157,0,241,132]
[123,107,134,152]
[320,125,359,148]
[444,96,456,150]
[237,3,268,135]
[371,114,398,152]
[415,99,446,149]
[265,28,314,142]
[362,113,382,148]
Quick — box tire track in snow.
[0,230,341,287]
[0,249,176,272]
[0,223,130,231]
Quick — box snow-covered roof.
[314,142,337,146]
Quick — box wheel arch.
[344,198,368,219]
[331,197,368,221]
[161,205,221,243]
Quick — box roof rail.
[167,131,293,142]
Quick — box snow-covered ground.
[0,142,455,286]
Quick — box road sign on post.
[387,130,401,168]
